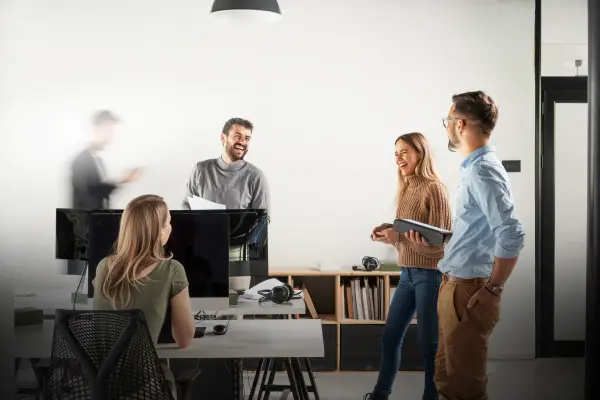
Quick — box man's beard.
[448,139,458,152]
[227,144,247,161]
[447,133,459,152]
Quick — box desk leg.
[284,358,302,399]
[232,358,243,400]
[291,358,310,400]
[303,358,320,400]
[256,357,319,400]
[260,358,277,400]
[248,358,264,400]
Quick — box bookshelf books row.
[341,276,386,321]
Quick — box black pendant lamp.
[210,0,282,23]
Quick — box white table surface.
[14,294,305,316]
[14,276,306,316]
[157,319,324,359]
[15,319,324,360]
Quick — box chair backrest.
[46,309,174,400]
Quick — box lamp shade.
[210,0,282,23]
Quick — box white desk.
[14,275,306,316]
[15,319,324,360]
[14,294,306,316]
[157,319,323,359]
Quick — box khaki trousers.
[434,275,501,400]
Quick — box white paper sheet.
[187,195,226,210]
[239,278,289,300]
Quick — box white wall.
[0,0,535,358]
[542,0,588,76]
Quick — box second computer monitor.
[87,211,231,310]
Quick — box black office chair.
[40,309,200,399]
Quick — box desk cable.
[72,262,88,311]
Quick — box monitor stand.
[229,276,251,292]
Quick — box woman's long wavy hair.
[101,194,171,308]
[395,132,444,205]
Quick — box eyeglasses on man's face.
[442,117,462,129]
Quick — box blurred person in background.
[71,110,139,210]
[68,110,139,274]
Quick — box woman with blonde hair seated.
[93,194,195,397]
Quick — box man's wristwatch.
[485,282,504,296]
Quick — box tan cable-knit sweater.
[393,175,453,269]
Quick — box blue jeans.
[373,267,442,400]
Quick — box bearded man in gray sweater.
[182,118,269,210]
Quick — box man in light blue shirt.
[432,91,525,400]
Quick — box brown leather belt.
[442,274,489,284]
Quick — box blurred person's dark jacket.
[71,149,116,209]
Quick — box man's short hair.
[452,91,498,135]
[92,110,120,126]
[222,118,254,135]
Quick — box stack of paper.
[187,195,226,210]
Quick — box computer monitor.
[56,207,269,292]
[55,208,122,260]
[87,211,231,311]
[173,209,269,278]
[55,208,90,260]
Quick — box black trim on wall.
[537,77,587,359]
[533,0,542,358]
[586,0,600,397]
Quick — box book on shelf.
[340,276,385,321]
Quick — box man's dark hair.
[222,118,254,135]
[452,91,498,135]
[92,110,120,126]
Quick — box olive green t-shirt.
[92,257,189,344]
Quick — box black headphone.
[258,283,302,304]
[352,256,381,272]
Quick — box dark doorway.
[536,76,588,358]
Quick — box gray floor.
[16,358,584,399]
[241,358,584,399]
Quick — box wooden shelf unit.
[243,268,422,372]
[269,269,400,322]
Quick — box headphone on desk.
[352,256,381,272]
[258,284,302,304]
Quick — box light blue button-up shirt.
[438,145,525,278]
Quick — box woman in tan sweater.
[364,132,452,400]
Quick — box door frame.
[536,76,588,358]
